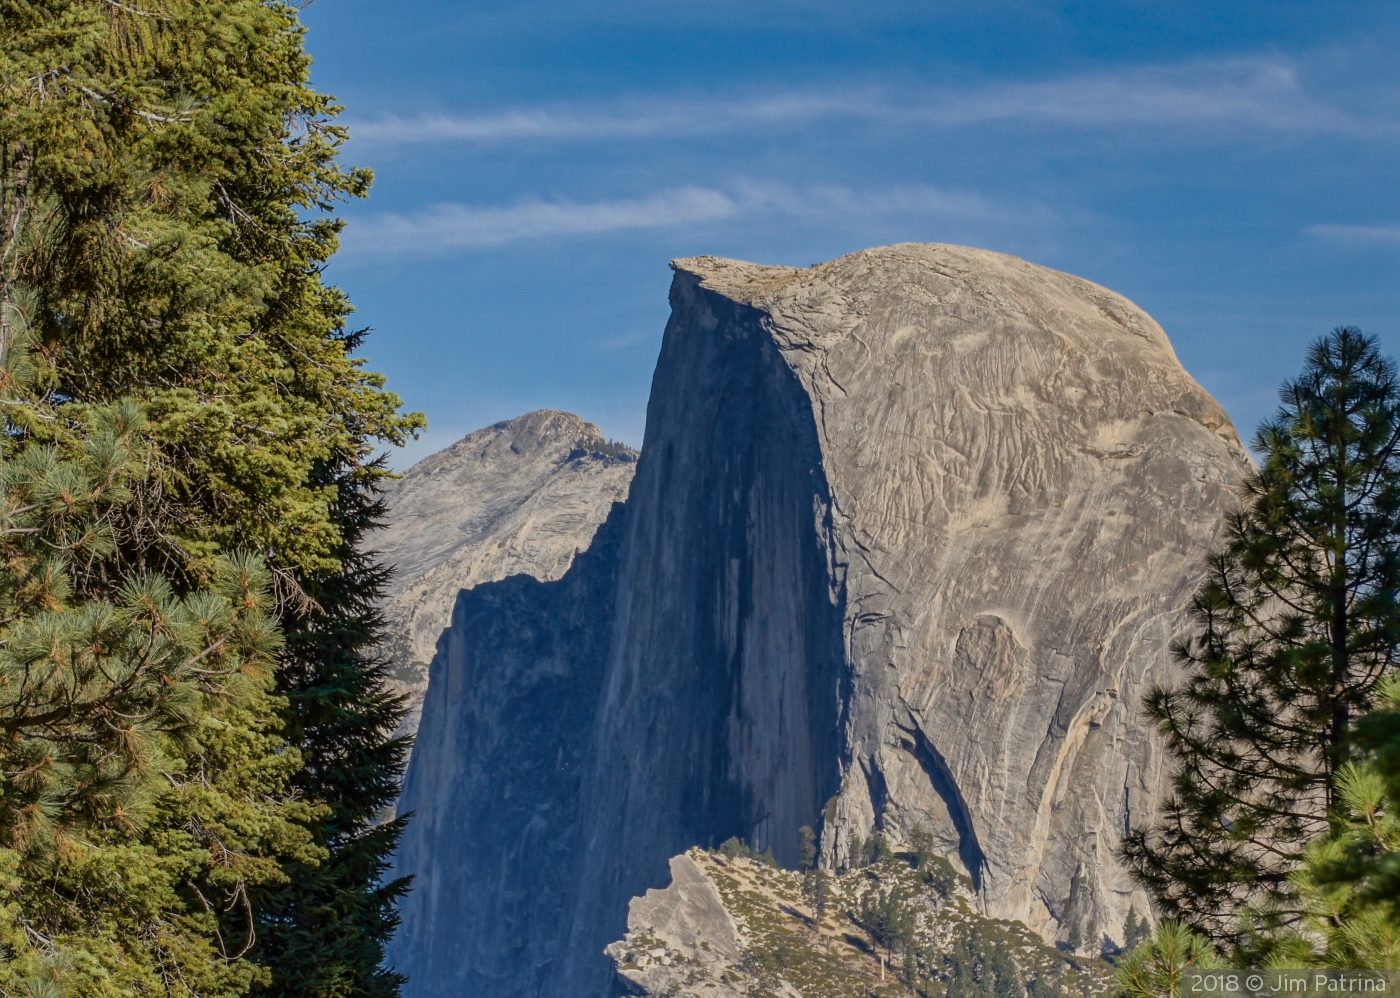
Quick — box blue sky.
[300,1,1400,467]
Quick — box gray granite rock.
[375,409,636,740]
[603,853,744,997]
[388,244,1250,997]
[388,501,628,996]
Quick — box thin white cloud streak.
[729,179,1044,223]
[339,181,1049,258]
[348,57,1361,147]
[1307,223,1400,245]
[591,328,657,353]
[341,187,737,254]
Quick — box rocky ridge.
[607,846,1112,997]
[374,409,636,738]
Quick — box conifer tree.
[797,825,817,871]
[1277,674,1400,967]
[1122,328,1400,947]
[0,1,421,992]
[250,456,413,998]
[1111,922,1221,998]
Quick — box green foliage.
[919,856,967,898]
[798,824,817,872]
[1122,328,1400,946]
[718,836,774,866]
[1065,905,1082,956]
[1,0,423,580]
[907,824,939,870]
[0,548,325,997]
[1122,909,1151,953]
[850,830,894,870]
[1110,922,1222,998]
[802,867,830,923]
[720,836,751,860]
[895,826,967,896]
[0,544,283,864]
[942,922,1023,998]
[740,935,805,995]
[691,848,1104,998]
[0,1,421,993]
[586,438,636,460]
[857,880,918,958]
[249,459,413,998]
[1265,674,1400,968]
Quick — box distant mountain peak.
[374,409,636,741]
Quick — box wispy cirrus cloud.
[348,57,1363,147]
[339,180,1040,257]
[1307,223,1400,246]
[340,187,738,254]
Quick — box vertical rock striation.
[389,503,628,995]
[388,244,1251,997]
[559,255,851,993]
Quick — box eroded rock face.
[688,245,1250,950]
[604,853,744,997]
[375,409,636,739]
[389,244,1249,997]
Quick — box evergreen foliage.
[1122,328,1400,946]
[719,835,750,860]
[0,1,421,993]
[1270,674,1400,967]
[695,846,1104,998]
[942,922,1023,998]
[847,830,893,870]
[855,880,917,960]
[718,836,775,867]
[801,867,830,924]
[1110,922,1222,998]
[797,824,816,872]
[1,0,420,579]
[248,458,412,998]
[1121,909,1151,953]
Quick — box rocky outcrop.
[374,409,636,739]
[604,847,1110,997]
[387,244,1250,997]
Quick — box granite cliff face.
[374,409,636,739]
[387,244,1251,997]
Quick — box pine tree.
[249,456,413,998]
[1122,328,1400,947]
[797,824,817,872]
[1278,674,1400,967]
[802,867,830,925]
[1122,908,1150,952]
[0,1,421,992]
[1111,922,1222,998]
[0,406,321,995]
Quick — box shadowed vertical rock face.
[560,270,851,993]
[388,244,1251,997]
[374,409,636,741]
[389,504,628,996]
